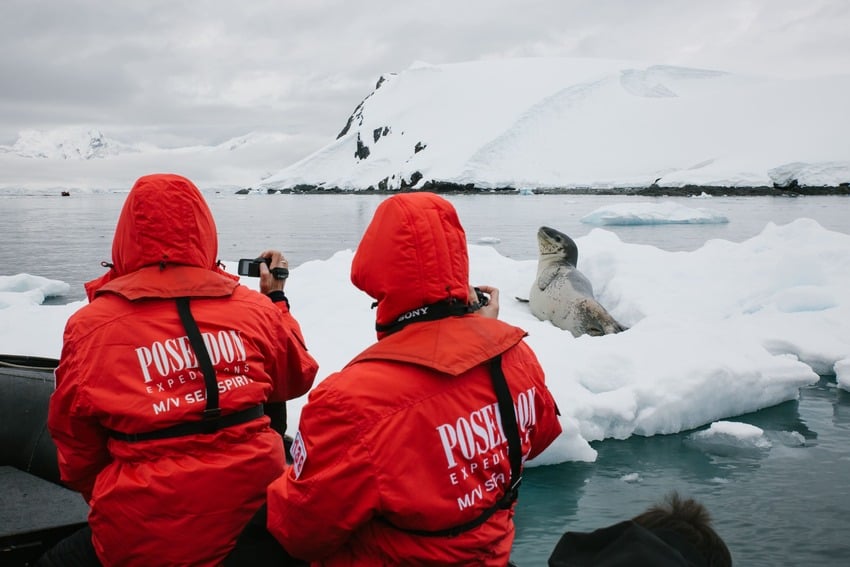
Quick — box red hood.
[85,174,237,301]
[112,174,219,274]
[351,193,470,337]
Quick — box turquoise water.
[2,192,849,564]
[513,377,850,566]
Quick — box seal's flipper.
[537,265,561,290]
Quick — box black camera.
[238,258,289,280]
[474,287,489,307]
[238,257,269,277]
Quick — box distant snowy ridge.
[0,128,286,160]
[0,128,138,160]
[260,58,850,192]
[0,129,291,193]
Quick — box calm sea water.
[2,192,849,565]
[3,192,848,305]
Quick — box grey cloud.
[1,0,848,165]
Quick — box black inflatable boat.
[0,354,89,566]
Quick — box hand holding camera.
[470,285,500,319]
[238,250,289,295]
[238,258,288,280]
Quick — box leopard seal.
[529,226,625,337]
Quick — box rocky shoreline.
[244,182,850,197]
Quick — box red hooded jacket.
[266,192,562,566]
[48,174,319,566]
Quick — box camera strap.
[108,297,263,442]
[375,299,473,335]
[378,354,522,538]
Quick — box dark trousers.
[224,504,308,566]
[34,512,306,567]
[34,526,100,567]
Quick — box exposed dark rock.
[255,182,850,196]
[336,100,364,139]
[414,141,427,153]
[773,178,799,189]
[373,126,390,143]
[421,180,476,192]
[400,172,423,189]
[337,74,395,139]
[337,117,354,139]
[235,188,251,195]
[355,134,370,160]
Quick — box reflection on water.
[511,378,850,567]
[833,387,850,428]
[511,461,593,560]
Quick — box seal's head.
[537,226,579,266]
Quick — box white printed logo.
[434,386,539,511]
[435,386,538,469]
[134,329,247,383]
[291,430,307,479]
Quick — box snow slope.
[260,58,850,192]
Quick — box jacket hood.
[112,173,219,274]
[85,174,237,301]
[351,193,470,335]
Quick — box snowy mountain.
[0,129,291,193]
[0,128,137,160]
[3,58,849,194]
[260,58,850,193]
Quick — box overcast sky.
[2,0,848,168]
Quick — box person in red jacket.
[41,173,319,566]
[266,192,563,566]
